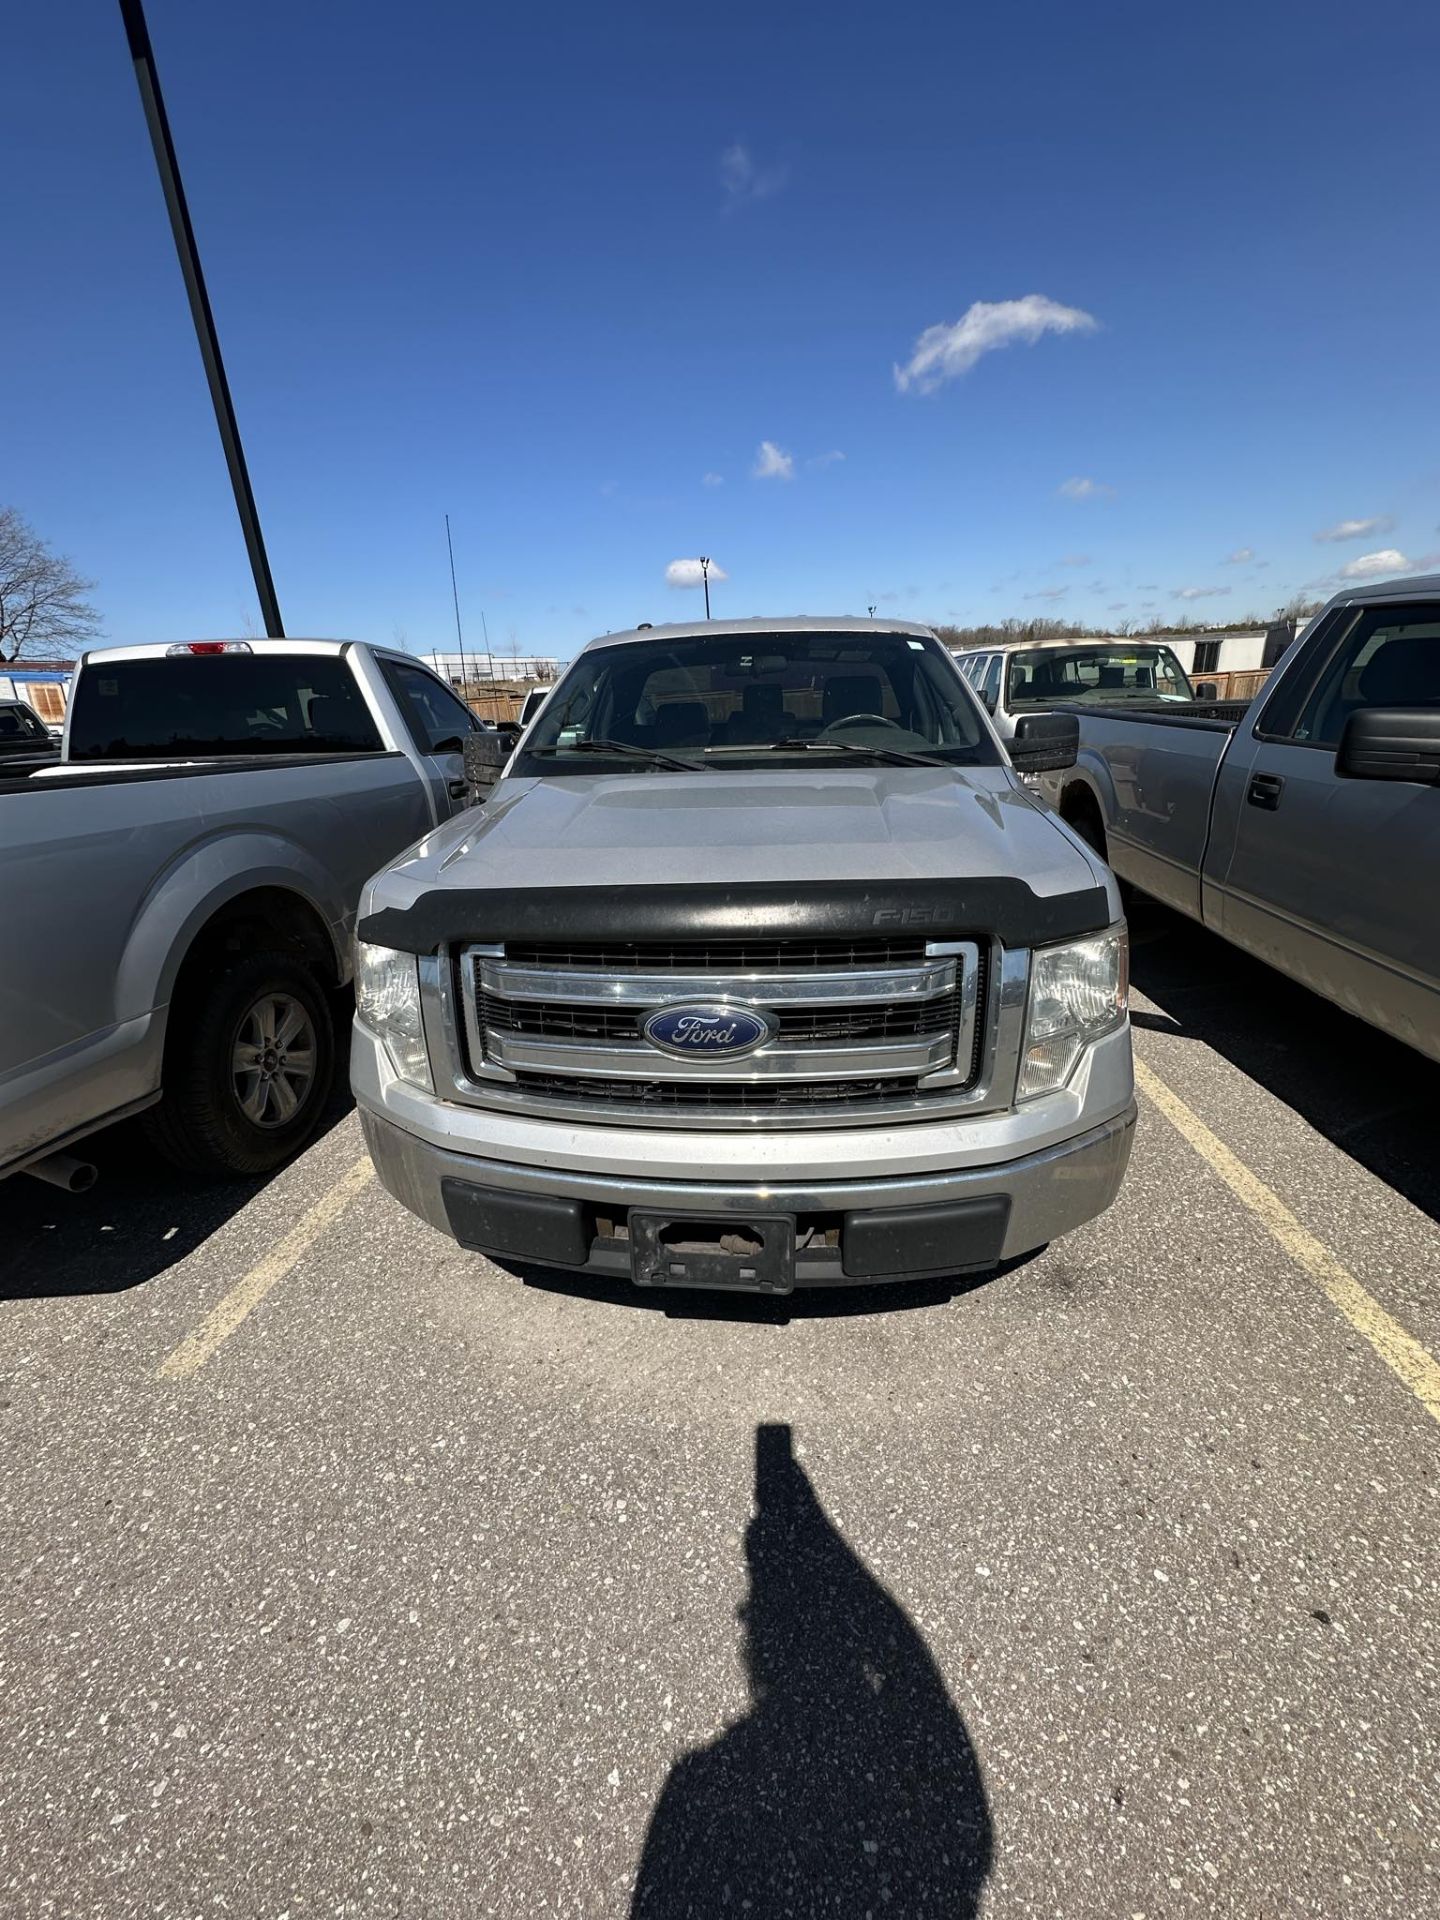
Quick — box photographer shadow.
[631,1424,993,1917]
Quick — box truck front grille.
[454,936,989,1129]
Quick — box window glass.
[516,629,998,772]
[0,704,49,741]
[1005,644,1193,707]
[67,655,384,760]
[980,655,1002,704]
[380,658,482,753]
[1283,608,1440,747]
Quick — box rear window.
[1006,644,1193,707]
[68,655,384,761]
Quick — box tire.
[143,950,336,1177]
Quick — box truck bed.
[1051,697,1252,729]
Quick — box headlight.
[1017,926,1128,1101]
[355,941,433,1091]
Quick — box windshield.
[1005,644,1194,707]
[513,629,998,774]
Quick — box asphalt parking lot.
[3,906,1438,1919]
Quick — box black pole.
[118,0,283,638]
[444,513,470,697]
[701,556,711,620]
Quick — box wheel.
[143,950,336,1177]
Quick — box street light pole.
[700,556,711,620]
[118,0,284,638]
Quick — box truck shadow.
[1127,898,1440,1223]
[630,1422,993,1917]
[0,1088,355,1302]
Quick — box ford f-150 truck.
[1040,577,1440,1061]
[352,617,1135,1294]
[1,639,484,1187]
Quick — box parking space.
[2,910,1438,1918]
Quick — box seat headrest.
[654,700,709,746]
[822,674,884,723]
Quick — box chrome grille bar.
[479,1031,956,1081]
[476,958,958,1006]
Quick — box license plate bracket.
[629,1213,795,1293]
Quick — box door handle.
[447,778,469,799]
[1247,773,1284,811]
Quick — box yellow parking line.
[158,1155,374,1380]
[1134,1059,1440,1427]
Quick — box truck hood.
[366,766,1111,924]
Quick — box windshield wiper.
[762,735,953,769]
[527,738,710,772]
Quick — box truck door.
[1209,603,1439,1042]
[377,658,487,820]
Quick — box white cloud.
[720,142,787,207]
[665,557,729,589]
[753,440,794,480]
[1315,515,1394,544]
[806,450,846,470]
[1339,548,1410,579]
[894,295,1098,395]
[1057,476,1114,501]
[1224,547,1255,564]
[701,472,724,488]
[1173,585,1232,601]
[1024,585,1070,601]
[1058,553,1091,567]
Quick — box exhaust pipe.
[25,1152,98,1194]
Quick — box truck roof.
[77,638,375,665]
[578,615,938,655]
[1323,572,1440,608]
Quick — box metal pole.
[118,0,284,638]
[444,513,469,698]
[701,556,711,620]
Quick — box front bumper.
[357,1096,1136,1289]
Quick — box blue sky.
[8,0,1440,658]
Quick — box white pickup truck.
[352,617,1135,1295]
[1,639,485,1188]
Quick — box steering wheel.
[823,711,909,734]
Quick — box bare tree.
[1275,593,1324,621]
[0,508,101,661]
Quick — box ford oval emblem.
[642,1002,775,1059]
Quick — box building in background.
[0,659,73,734]
[420,650,562,687]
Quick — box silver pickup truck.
[352,617,1135,1295]
[1,639,483,1187]
[1040,576,1440,1061]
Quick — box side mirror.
[1009,711,1080,774]
[1336,707,1440,784]
[464,730,511,798]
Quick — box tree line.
[929,596,1323,651]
